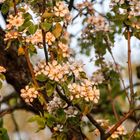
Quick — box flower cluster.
[94,119,109,135]
[34,60,69,82]
[47,96,65,114]
[6,12,24,30]
[26,30,56,46]
[109,125,127,139]
[0,66,6,73]
[94,120,127,138]
[69,60,84,78]
[64,106,78,117]
[76,0,93,13]
[54,1,69,17]
[4,31,19,41]
[68,79,100,103]
[110,0,140,29]
[92,71,104,84]
[20,85,39,103]
[47,96,78,118]
[87,15,109,32]
[25,29,42,45]
[34,60,85,82]
[58,42,70,58]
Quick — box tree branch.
[24,46,39,88]
[105,106,140,139]
[128,119,140,140]
[127,29,134,108]
[56,86,105,139]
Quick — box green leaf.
[45,82,56,97]
[1,3,9,15]
[28,44,37,56]
[18,20,32,32]
[5,40,11,50]
[0,128,10,140]
[23,13,32,21]
[9,98,17,106]
[41,21,52,31]
[0,74,5,81]
[56,108,66,123]
[57,133,67,140]
[0,81,2,89]
[44,113,55,127]
[28,115,46,130]
[35,74,47,82]
[28,23,38,35]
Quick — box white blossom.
[20,85,39,103]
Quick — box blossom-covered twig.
[105,106,140,139]
[56,86,106,139]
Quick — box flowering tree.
[0,0,140,140]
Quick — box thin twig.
[24,46,39,87]
[128,119,140,140]
[112,100,119,121]
[127,29,134,108]
[13,0,17,15]
[41,0,48,63]
[104,34,131,104]
[105,106,140,139]
[56,86,105,139]
[11,113,22,140]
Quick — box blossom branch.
[56,86,105,139]
[128,119,140,140]
[105,106,140,139]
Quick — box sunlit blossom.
[54,1,69,17]
[6,12,24,30]
[0,66,6,73]
[20,85,39,103]
[46,32,55,45]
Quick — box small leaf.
[1,3,9,15]
[56,108,66,123]
[0,74,5,80]
[23,13,32,21]
[45,82,56,97]
[5,40,11,50]
[28,44,37,56]
[0,128,10,140]
[35,74,47,82]
[0,81,2,89]
[44,113,55,127]
[41,21,52,31]
[18,20,32,32]
[52,23,62,38]
[42,11,54,18]
[28,23,38,35]
[28,115,46,130]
